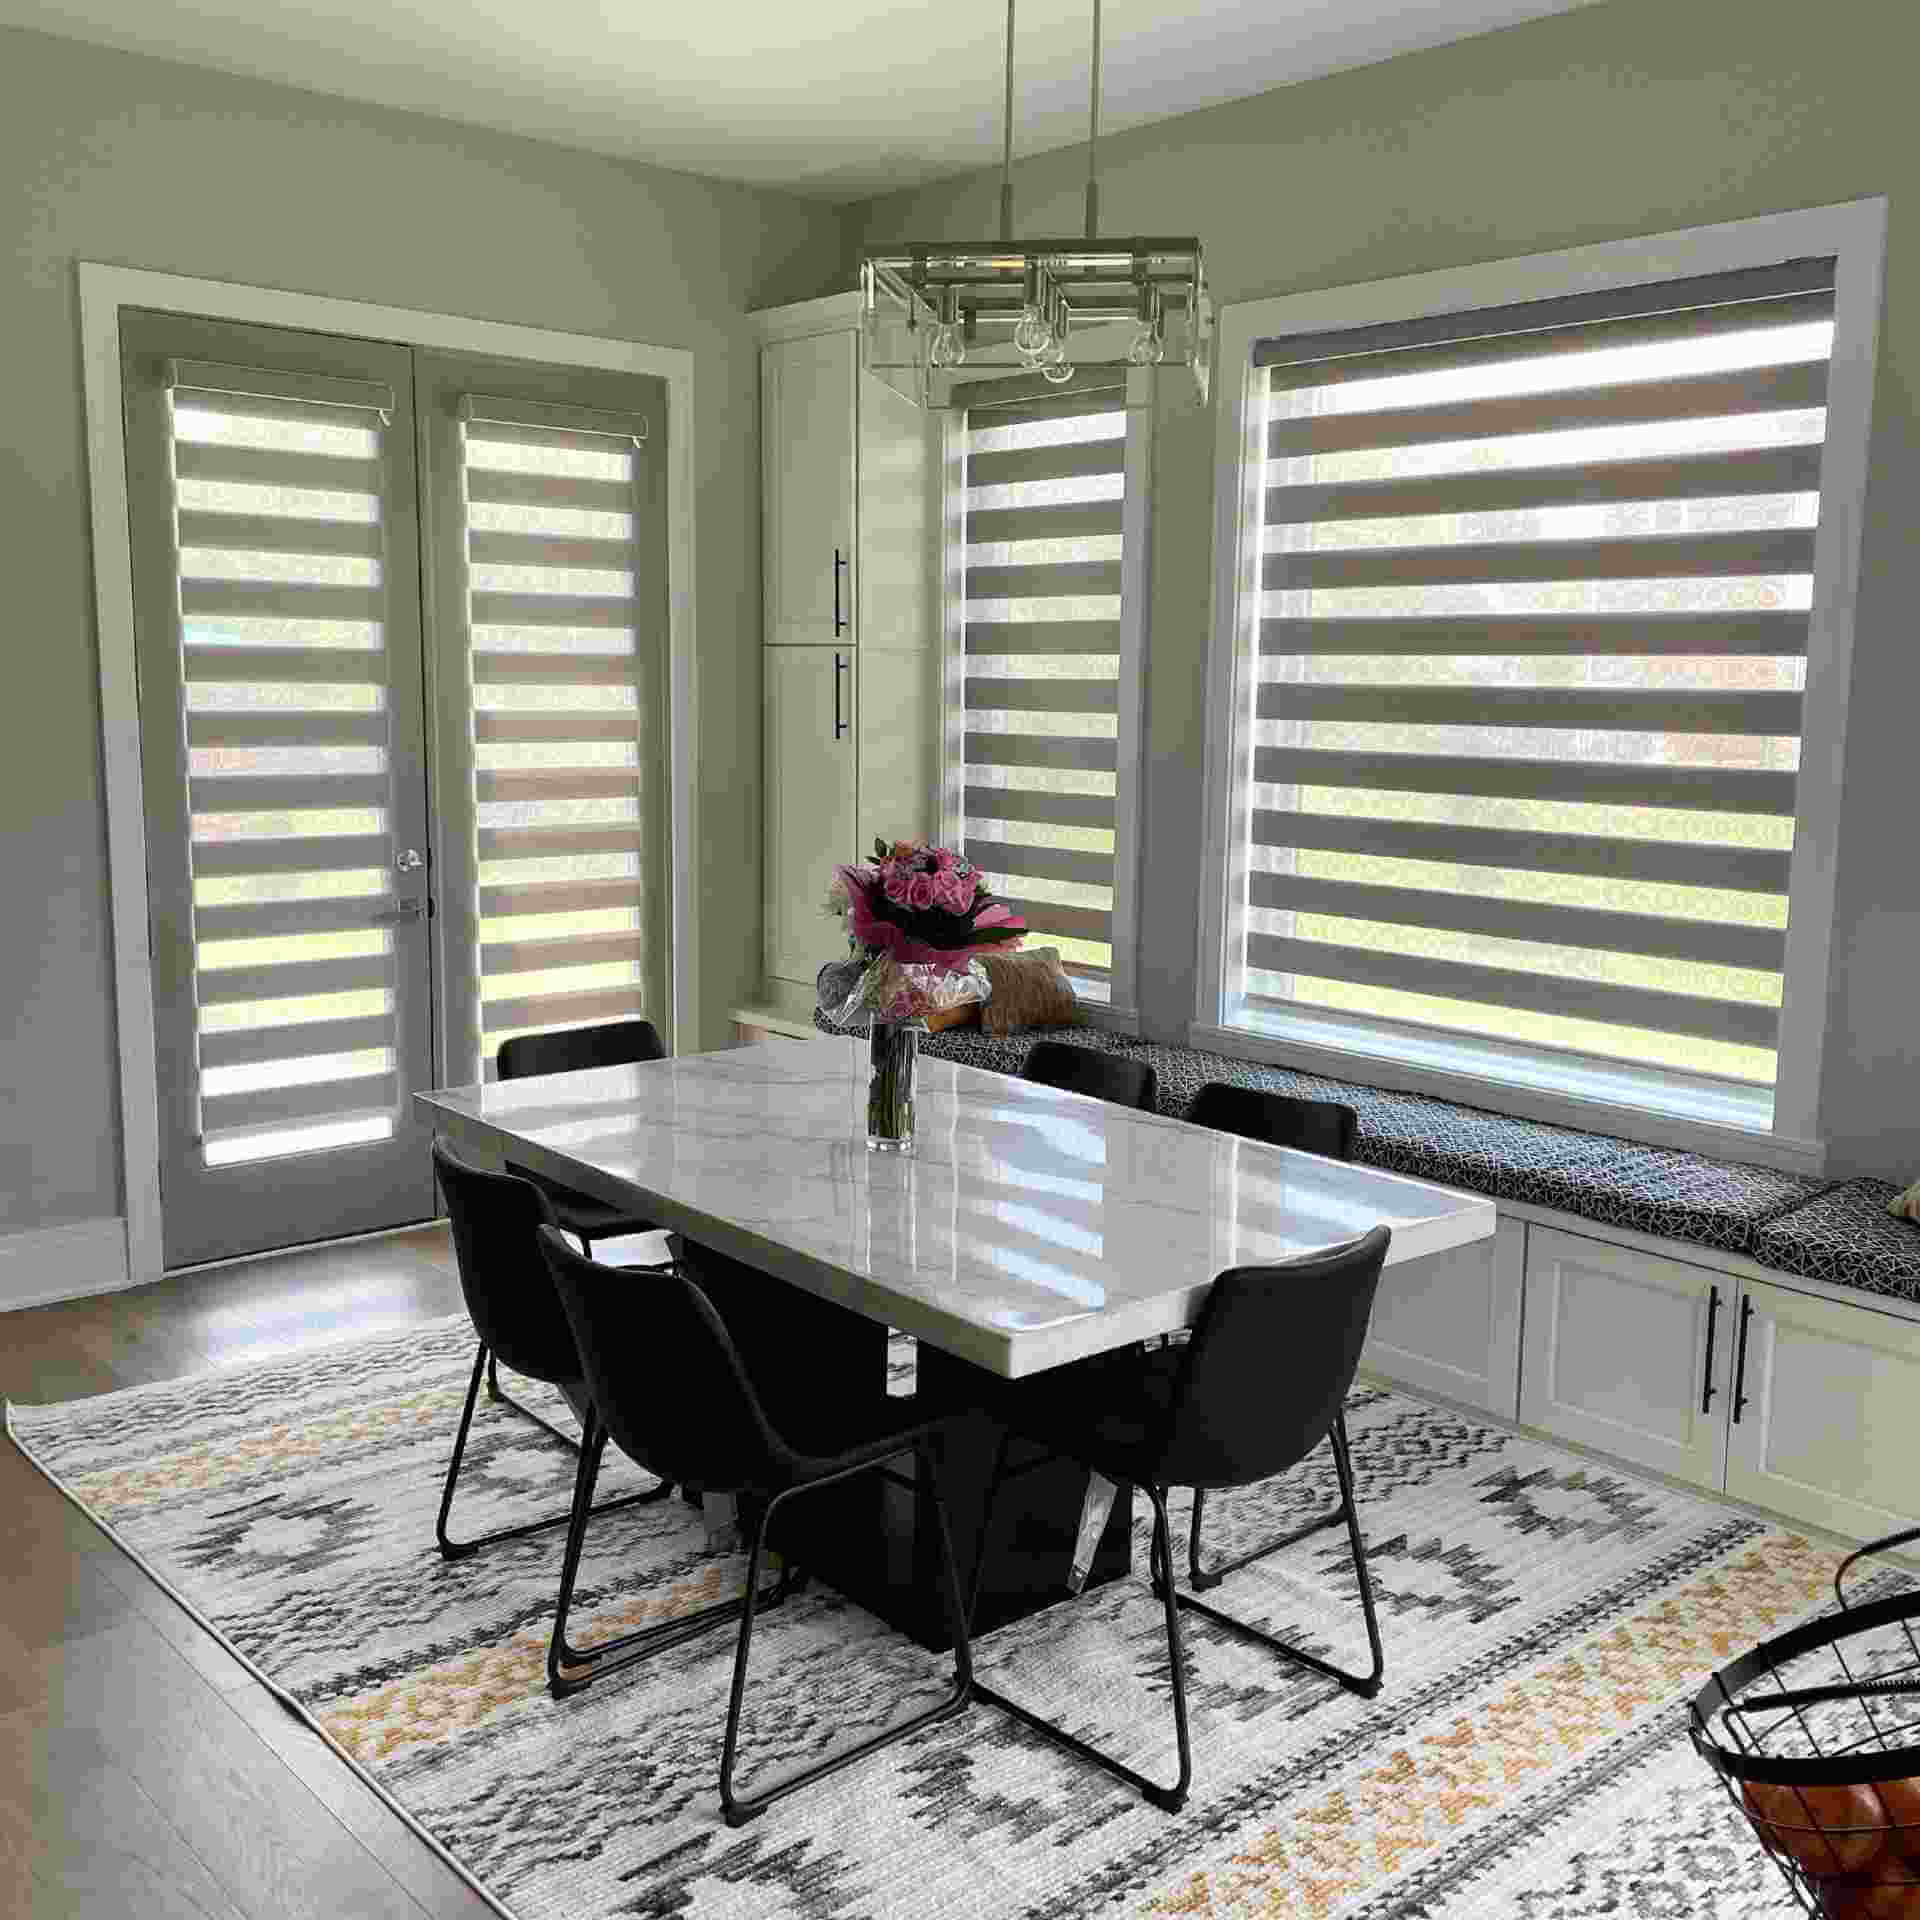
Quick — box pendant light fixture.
[861,0,1209,407]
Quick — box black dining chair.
[496,1019,669,1256]
[1184,1082,1361,1588]
[969,1225,1391,1812]
[537,1227,975,1826]
[1022,1039,1159,1113]
[431,1140,674,1560]
[1188,1081,1358,1163]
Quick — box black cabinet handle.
[1701,1283,1721,1415]
[1732,1296,1756,1425]
[832,651,848,740]
[832,548,847,637]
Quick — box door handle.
[372,897,428,924]
[832,651,849,740]
[1701,1283,1721,1415]
[1731,1295,1756,1425]
[832,547,848,637]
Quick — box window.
[952,374,1144,1013]
[1202,208,1886,1146]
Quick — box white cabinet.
[1520,1226,1733,1489]
[756,295,936,1004]
[1725,1276,1920,1542]
[762,330,856,648]
[1363,1217,1525,1417]
[763,646,856,989]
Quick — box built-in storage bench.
[740,1011,1920,1547]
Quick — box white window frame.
[939,364,1155,1029]
[79,262,699,1289]
[1195,200,1887,1172]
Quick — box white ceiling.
[0,0,1606,202]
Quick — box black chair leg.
[719,1440,973,1828]
[440,1342,671,1561]
[1174,1412,1384,1700]
[546,1424,798,1700]
[1187,1447,1351,1594]
[971,1478,1193,1813]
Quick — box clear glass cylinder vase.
[866,1019,920,1154]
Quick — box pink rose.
[934,867,975,913]
[905,872,937,910]
[882,863,913,905]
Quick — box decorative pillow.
[1889,1178,1920,1223]
[978,947,1084,1036]
[924,1002,980,1032]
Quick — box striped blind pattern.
[1238,262,1836,1088]
[174,376,405,1166]
[460,405,660,1077]
[962,385,1127,988]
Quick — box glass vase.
[866,1019,920,1154]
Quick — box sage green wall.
[0,24,845,1233]
[850,0,1919,1180]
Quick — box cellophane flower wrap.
[817,838,1026,1028]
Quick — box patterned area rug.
[7,1317,1849,1918]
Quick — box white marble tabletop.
[415,1035,1496,1378]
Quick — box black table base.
[687,1250,1133,1653]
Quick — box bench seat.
[1751,1178,1920,1304]
[819,1014,1837,1269]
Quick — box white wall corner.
[0,1218,133,1313]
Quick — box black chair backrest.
[496,1018,665,1084]
[1022,1040,1159,1113]
[1156,1225,1391,1491]
[1188,1081,1357,1162]
[537,1226,795,1494]
[432,1140,579,1385]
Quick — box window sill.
[1194,1005,1825,1175]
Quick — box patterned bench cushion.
[820,1013,1828,1262]
[1751,1179,1920,1303]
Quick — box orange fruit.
[1743,1780,1888,1876]
[1871,1779,1920,1867]
[1817,1878,1920,1919]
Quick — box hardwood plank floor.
[0,1225,501,1920]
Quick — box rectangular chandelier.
[861,238,1210,409]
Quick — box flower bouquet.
[817,838,1025,1151]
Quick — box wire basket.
[1691,1525,1920,1918]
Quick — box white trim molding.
[0,1218,133,1312]
[78,262,699,1291]
[1195,198,1887,1159]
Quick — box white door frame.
[79,262,700,1287]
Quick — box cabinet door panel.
[1521,1226,1729,1487]
[764,647,855,988]
[1726,1278,1920,1542]
[764,333,855,647]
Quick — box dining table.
[414,1032,1496,1650]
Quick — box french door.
[122,311,667,1268]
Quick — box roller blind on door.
[167,365,415,1165]
[1237,259,1836,1089]
[454,395,667,1077]
[961,381,1128,991]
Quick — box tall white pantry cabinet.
[754,295,938,1018]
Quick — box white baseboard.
[0,1218,133,1311]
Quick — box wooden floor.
[0,1224,503,1919]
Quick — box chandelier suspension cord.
[1000,0,1016,245]
[1085,0,1102,242]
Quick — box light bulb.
[928,322,966,370]
[1040,358,1075,386]
[1012,304,1053,364]
[1127,321,1166,367]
